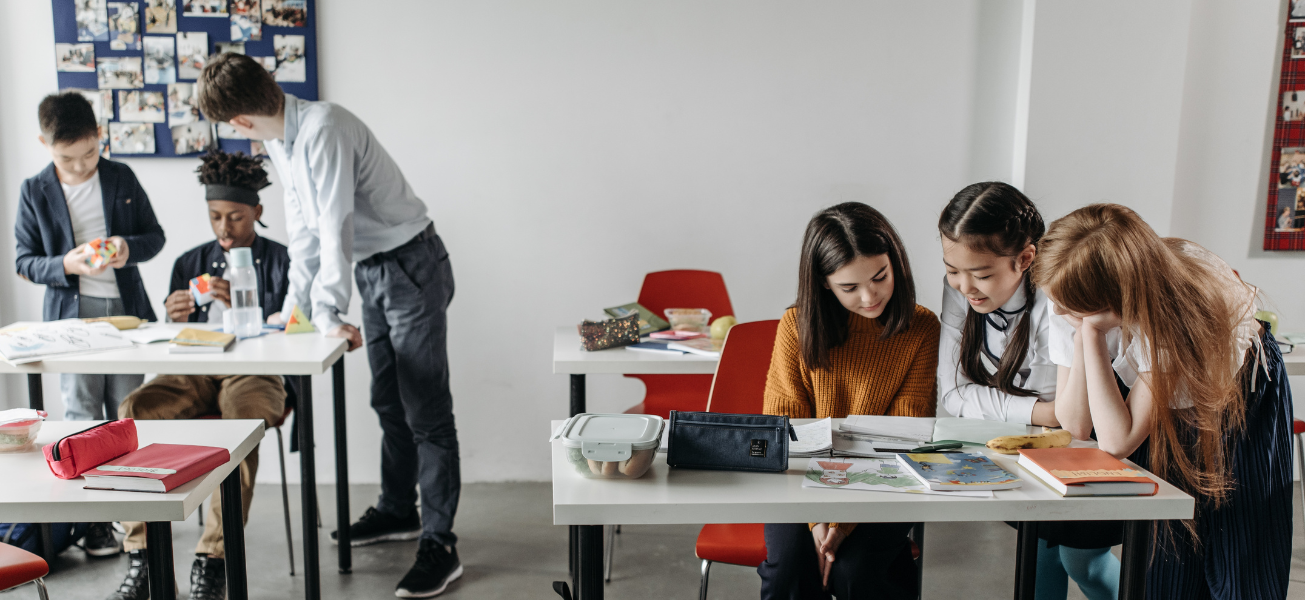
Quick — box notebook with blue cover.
[895,452,1023,491]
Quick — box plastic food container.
[0,408,46,453]
[664,308,712,333]
[557,414,664,479]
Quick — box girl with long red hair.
[1034,204,1292,598]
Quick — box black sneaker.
[189,556,226,600]
[84,522,121,557]
[331,506,421,547]
[105,550,149,600]
[395,540,463,598]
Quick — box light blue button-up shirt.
[265,94,431,331]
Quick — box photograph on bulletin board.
[52,0,318,158]
[1265,2,1305,249]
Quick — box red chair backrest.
[636,270,735,321]
[706,320,781,415]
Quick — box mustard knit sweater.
[764,304,940,534]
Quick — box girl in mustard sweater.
[760,202,939,600]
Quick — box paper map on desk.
[0,320,133,363]
[802,457,992,497]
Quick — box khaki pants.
[120,375,286,558]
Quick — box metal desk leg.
[27,374,43,410]
[577,525,603,600]
[145,522,176,600]
[332,360,351,574]
[568,374,585,584]
[1013,522,1038,600]
[220,469,249,600]
[1119,521,1149,600]
[297,375,320,600]
[570,374,585,416]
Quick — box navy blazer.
[15,159,166,322]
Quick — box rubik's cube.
[190,274,215,306]
[86,238,117,269]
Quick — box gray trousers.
[60,296,144,421]
[356,227,460,548]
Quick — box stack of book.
[169,328,236,354]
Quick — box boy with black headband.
[198,53,462,598]
[108,150,290,600]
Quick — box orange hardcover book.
[1018,448,1158,497]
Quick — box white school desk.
[551,418,1195,600]
[552,326,718,415]
[0,324,350,600]
[0,420,262,600]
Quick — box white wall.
[1,1,1298,485]
[1,1,1013,483]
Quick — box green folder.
[603,302,670,336]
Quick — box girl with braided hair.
[937,182,1121,600]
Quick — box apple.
[710,315,738,340]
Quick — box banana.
[986,428,1073,455]
[83,315,144,330]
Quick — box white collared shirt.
[264,94,432,331]
[937,279,1057,423]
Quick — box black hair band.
[205,183,261,206]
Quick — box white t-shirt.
[937,279,1059,424]
[61,171,120,299]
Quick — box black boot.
[105,550,149,600]
[189,555,226,600]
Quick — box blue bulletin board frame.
[51,0,318,158]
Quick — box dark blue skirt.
[1142,328,1294,599]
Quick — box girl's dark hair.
[938,181,1045,396]
[196,149,270,191]
[797,202,916,370]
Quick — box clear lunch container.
[558,413,664,479]
[664,308,712,333]
[0,408,46,453]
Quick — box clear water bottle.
[226,247,262,339]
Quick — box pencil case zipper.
[50,420,115,462]
[675,420,798,440]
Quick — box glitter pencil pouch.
[578,313,640,351]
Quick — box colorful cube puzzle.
[86,238,117,269]
[190,274,215,306]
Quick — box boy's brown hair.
[196,53,284,123]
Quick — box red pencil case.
[43,418,138,480]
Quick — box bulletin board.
[51,0,318,159]
[1265,1,1305,250]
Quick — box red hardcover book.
[81,443,231,493]
[1018,448,1158,497]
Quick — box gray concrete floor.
[23,482,1305,599]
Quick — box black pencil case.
[665,410,796,473]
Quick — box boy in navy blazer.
[14,92,164,557]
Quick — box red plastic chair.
[1294,420,1305,531]
[694,320,778,600]
[606,271,736,582]
[622,270,735,418]
[693,320,923,600]
[0,543,50,600]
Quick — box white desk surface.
[0,420,263,523]
[1284,353,1304,377]
[0,323,346,376]
[552,326,719,375]
[552,419,1195,526]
